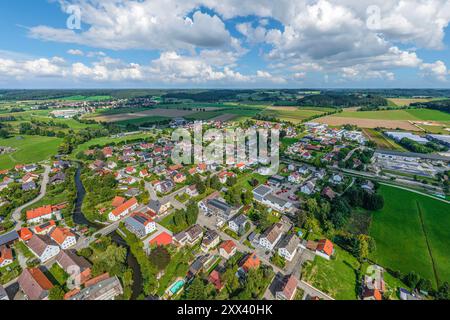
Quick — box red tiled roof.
[149,232,172,246]
[26,205,52,220]
[242,253,260,272]
[50,227,75,245]
[111,196,126,208]
[34,220,56,234]
[208,270,224,291]
[280,275,298,300]
[219,240,236,254]
[28,268,53,290]
[0,245,13,264]
[364,288,382,300]
[84,273,110,288]
[111,197,137,217]
[317,239,334,257]
[169,164,183,171]
[19,228,33,241]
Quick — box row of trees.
[399,137,446,154]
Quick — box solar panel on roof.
[208,199,231,212]
[133,215,148,224]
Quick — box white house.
[0,246,13,268]
[27,235,60,263]
[330,174,344,185]
[259,223,283,251]
[219,240,237,260]
[108,198,138,222]
[124,212,156,238]
[49,227,77,250]
[277,234,300,262]
[300,180,316,195]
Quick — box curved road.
[13,165,51,230]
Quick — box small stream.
[72,163,143,300]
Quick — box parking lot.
[270,182,301,208]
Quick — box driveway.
[13,165,51,230]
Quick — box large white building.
[27,235,60,263]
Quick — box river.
[72,163,143,300]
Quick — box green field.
[301,246,359,300]
[0,135,62,170]
[262,107,328,123]
[369,185,450,287]
[71,132,153,156]
[116,116,171,126]
[362,128,407,151]
[335,109,450,122]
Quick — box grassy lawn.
[234,172,268,191]
[369,185,450,287]
[14,241,35,259]
[156,248,193,296]
[301,246,359,300]
[48,264,69,286]
[0,135,62,170]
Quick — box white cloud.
[8,0,450,86]
[67,49,84,56]
[420,60,449,82]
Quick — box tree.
[417,278,432,293]
[404,272,421,289]
[196,180,206,194]
[242,190,253,205]
[356,234,370,262]
[210,175,222,190]
[185,277,207,300]
[434,282,449,300]
[149,246,171,271]
[226,176,237,187]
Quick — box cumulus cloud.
[67,49,84,56]
[420,60,449,82]
[0,52,287,85]
[9,0,450,86]
[29,0,236,51]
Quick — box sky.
[1,0,450,89]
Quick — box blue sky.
[1,0,450,88]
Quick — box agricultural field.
[301,246,359,300]
[316,116,419,131]
[261,106,330,124]
[4,109,102,132]
[93,108,199,122]
[115,116,171,126]
[0,135,62,169]
[362,129,407,151]
[369,185,450,288]
[326,108,450,122]
[387,98,437,107]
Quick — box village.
[1,118,434,302]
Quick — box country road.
[13,165,51,230]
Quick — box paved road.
[343,146,365,162]
[13,165,51,230]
